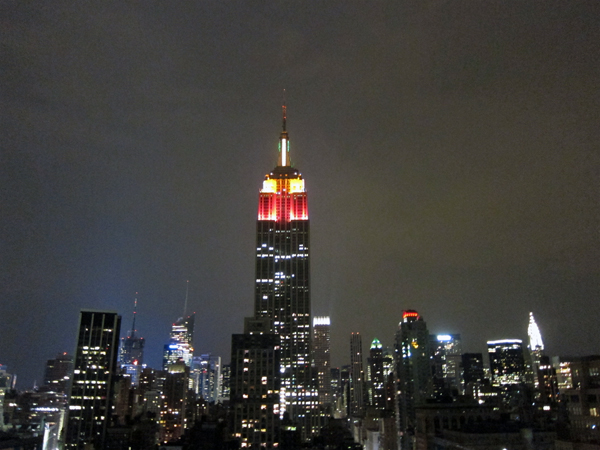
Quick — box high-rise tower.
[313,316,332,408]
[253,103,315,435]
[394,310,431,450]
[528,312,544,388]
[119,296,145,385]
[487,339,526,387]
[66,310,121,450]
[349,332,365,416]
[163,313,195,369]
[368,338,385,410]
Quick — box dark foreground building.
[65,310,121,449]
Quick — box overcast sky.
[1,1,599,388]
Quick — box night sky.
[2,2,599,388]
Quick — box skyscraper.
[160,359,190,443]
[487,339,526,387]
[368,338,385,410]
[462,352,485,399]
[349,332,365,416]
[191,353,222,403]
[65,310,121,450]
[163,313,195,370]
[313,316,331,408]
[230,318,281,448]
[429,334,463,399]
[252,104,316,436]
[43,352,73,394]
[528,312,544,388]
[394,310,431,450]
[119,296,145,385]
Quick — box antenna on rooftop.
[183,280,189,317]
[130,293,138,338]
[282,89,287,132]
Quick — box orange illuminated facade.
[258,174,308,222]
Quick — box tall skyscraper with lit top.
[528,311,544,388]
[253,103,316,436]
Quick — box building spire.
[129,293,138,339]
[282,89,287,132]
[528,311,544,351]
[278,91,290,167]
[183,280,189,317]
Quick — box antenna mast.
[282,89,287,131]
[183,280,189,317]
[130,293,138,338]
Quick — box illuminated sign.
[437,335,452,341]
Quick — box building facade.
[230,321,281,449]
[487,339,526,387]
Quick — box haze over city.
[1,1,599,389]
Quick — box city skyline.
[2,2,599,389]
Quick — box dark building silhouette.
[43,352,73,394]
[368,338,385,410]
[394,310,431,450]
[65,310,121,450]
[462,352,485,399]
[160,359,190,443]
[349,332,365,416]
[487,339,526,387]
[230,318,281,449]
[430,334,462,399]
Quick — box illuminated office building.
[65,310,121,449]
[430,334,463,398]
[163,314,195,369]
[313,316,332,407]
[119,297,145,385]
[160,359,190,443]
[368,338,385,409]
[252,104,317,438]
[230,318,281,449]
[191,354,222,403]
[487,339,526,387]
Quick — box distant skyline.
[1,1,599,388]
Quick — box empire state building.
[254,104,316,432]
